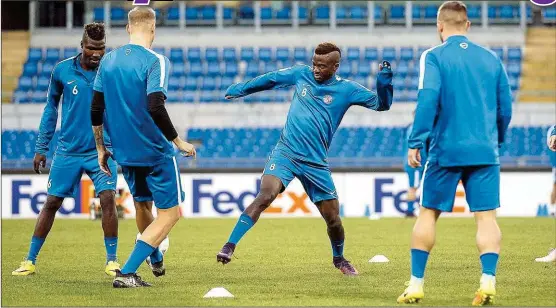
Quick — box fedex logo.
[374,178,468,214]
[192,179,312,215]
[11,180,82,215]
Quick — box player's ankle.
[410,275,424,287]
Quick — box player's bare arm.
[91,90,112,176]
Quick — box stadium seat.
[63,47,78,59]
[223,7,234,20]
[264,61,278,73]
[356,61,372,77]
[467,5,481,20]
[276,47,290,62]
[45,48,60,63]
[186,7,199,20]
[364,47,378,61]
[170,48,185,62]
[23,63,38,77]
[315,5,330,21]
[201,77,218,90]
[31,91,46,103]
[12,90,29,104]
[490,47,505,60]
[240,47,255,62]
[258,47,272,62]
[206,61,221,76]
[239,5,254,20]
[36,76,50,91]
[183,91,197,103]
[220,76,234,90]
[168,76,184,91]
[336,7,347,20]
[507,47,522,61]
[276,6,291,20]
[224,62,238,77]
[168,7,180,21]
[171,62,186,77]
[184,76,199,91]
[347,47,360,61]
[245,61,260,77]
[189,62,203,77]
[400,47,414,61]
[40,62,55,77]
[382,47,396,61]
[110,7,126,22]
[294,47,308,63]
[28,48,42,63]
[93,7,104,22]
[223,47,237,62]
[543,7,556,23]
[389,5,404,21]
[201,6,216,20]
[205,47,219,62]
[166,91,183,103]
[187,47,202,62]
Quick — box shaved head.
[438,1,469,29]
[128,6,156,31]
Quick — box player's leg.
[114,158,183,288]
[133,200,166,274]
[13,155,82,276]
[84,154,120,276]
[217,152,295,264]
[463,165,501,306]
[535,171,556,262]
[398,162,461,304]
[406,168,420,217]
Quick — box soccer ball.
[135,233,170,255]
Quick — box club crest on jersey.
[125,48,131,55]
[323,95,333,104]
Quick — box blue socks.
[407,200,415,214]
[331,240,344,257]
[411,248,430,279]
[104,237,118,263]
[228,213,254,245]
[121,240,155,274]
[27,236,45,264]
[149,248,163,264]
[480,253,499,276]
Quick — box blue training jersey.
[35,55,110,156]
[93,44,173,167]
[548,125,556,167]
[409,35,513,167]
[226,65,393,166]
[403,123,427,171]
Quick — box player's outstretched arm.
[349,61,393,111]
[496,60,512,148]
[225,65,304,99]
[34,67,63,174]
[408,52,441,167]
[90,90,113,176]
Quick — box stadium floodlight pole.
[103,1,111,33]
[28,0,36,33]
[254,1,261,33]
[481,1,488,29]
[405,1,412,29]
[179,1,186,29]
[292,1,299,29]
[368,1,375,31]
[66,0,73,30]
[330,1,337,30]
[519,1,527,30]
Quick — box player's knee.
[325,213,342,229]
[134,201,153,213]
[43,196,63,211]
[98,191,116,209]
[256,190,278,208]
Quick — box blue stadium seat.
[356,61,371,77]
[223,7,234,20]
[166,91,183,103]
[12,90,29,104]
[153,47,166,57]
[199,91,215,103]
[507,47,522,61]
[364,47,378,61]
[40,62,55,77]
[490,47,504,60]
[264,61,277,73]
[170,48,184,63]
[374,5,384,21]
[294,47,308,63]
[347,47,360,61]
[186,7,199,20]
[240,47,255,62]
[168,7,180,20]
[424,5,438,19]
[507,61,521,77]
[188,62,203,77]
[28,48,42,62]
[339,62,352,76]
[187,47,202,62]
[63,47,78,59]
[45,48,60,63]
[201,77,217,90]
[239,5,254,19]
[276,47,290,62]
[207,61,221,76]
[223,47,237,62]
[382,47,397,61]
[467,5,481,20]
[412,5,422,19]
[400,47,414,61]
[93,7,104,22]
[315,5,330,20]
[299,6,309,20]
[220,76,234,90]
[499,5,516,19]
[397,61,409,77]
[31,91,46,103]
[183,91,197,103]
[201,6,216,20]
[224,62,238,77]
[205,47,219,62]
[258,47,272,62]
[36,76,50,91]
[336,7,347,20]
[261,7,273,20]
[350,6,367,20]
[544,7,556,22]
[390,5,404,20]
[111,7,126,21]
[276,7,291,20]
[168,76,184,91]
[23,63,38,77]
[245,61,260,77]
[171,62,186,77]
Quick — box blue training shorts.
[405,167,423,188]
[121,156,185,209]
[420,161,500,212]
[263,150,337,204]
[48,153,117,198]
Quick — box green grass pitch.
[2,218,555,306]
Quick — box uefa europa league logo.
[529,0,556,6]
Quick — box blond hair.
[128,6,156,29]
[438,1,468,29]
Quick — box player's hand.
[408,148,421,168]
[379,61,392,71]
[33,153,47,174]
[548,135,556,152]
[174,138,197,159]
[97,147,113,177]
